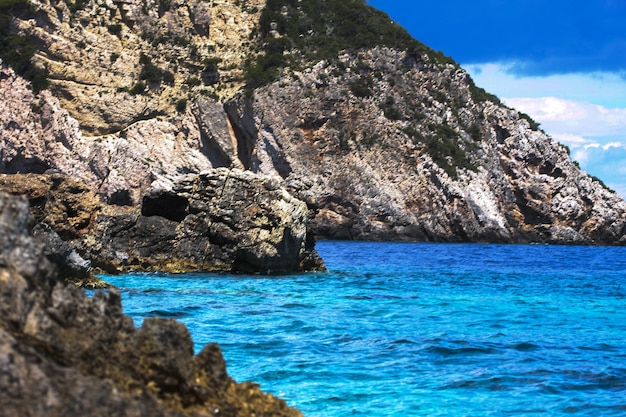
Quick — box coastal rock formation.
[0,173,101,239]
[0,191,303,417]
[0,171,323,275]
[80,168,324,274]
[1,0,625,244]
[243,48,626,244]
[0,173,102,284]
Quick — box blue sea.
[100,241,626,416]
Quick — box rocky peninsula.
[0,170,324,281]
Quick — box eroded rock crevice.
[224,98,259,171]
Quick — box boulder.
[81,168,325,274]
[0,173,101,240]
[0,173,104,285]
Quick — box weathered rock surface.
[0,62,227,205]
[0,171,323,275]
[1,0,625,245]
[0,173,104,285]
[2,0,263,135]
[0,191,303,417]
[242,48,626,244]
[80,168,324,274]
[0,173,101,239]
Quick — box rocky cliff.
[1,0,625,244]
[0,191,303,417]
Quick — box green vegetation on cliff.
[242,0,509,178]
[245,0,454,88]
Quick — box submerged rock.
[0,191,303,417]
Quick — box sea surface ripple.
[100,241,626,416]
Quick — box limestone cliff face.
[6,0,262,134]
[1,63,225,205]
[1,0,625,244]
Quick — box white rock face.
[463,172,508,231]
[0,63,218,204]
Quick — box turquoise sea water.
[101,241,626,416]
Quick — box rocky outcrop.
[0,173,101,239]
[0,171,324,275]
[234,48,626,244]
[1,1,625,245]
[0,191,303,416]
[80,168,324,274]
[0,173,105,285]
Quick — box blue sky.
[368,0,626,198]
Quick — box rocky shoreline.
[0,191,304,417]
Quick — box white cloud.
[502,96,626,140]
[550,133,588,147]
[604,142,625,150]
[570,143,626,197]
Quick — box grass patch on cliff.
[379,96,402,120]
[467,77,501,105]
[245,0,455,89]
[138,53,174,86]
[518,111,541,131]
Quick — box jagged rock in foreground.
[0,192,303,417]
[0,170,324,275]
[80,168,324,274]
